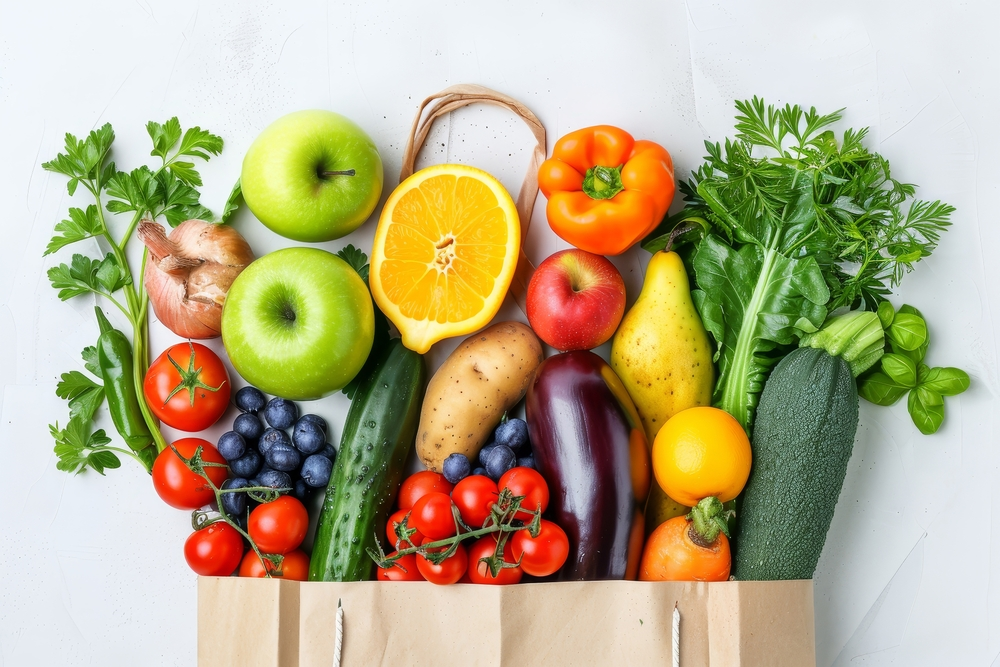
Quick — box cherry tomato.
[386,508,424,549]
[238,549,310,581]
[184,522,244,576]
[248,496,308,554]
[416,542,468,585]
[152,438,228,509]
[410,492,457,541]
[466,536,522,585]
[144,342,231,432]
[499,467,550,520]
[397,471,453,510]
[510,520,570,577]
[377,552,425,581]
[451,475,498,529]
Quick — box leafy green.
[642,97,954,432]
[798,310,885,377]
[47,253,130,300]
[337,245,392,400]
[44,206,105,256]
[105,167,213,226]
[221,179,243,224]
[857,302,969,434]
[41,124,116,196]
[50,418,121,475]
[55,370,105,421]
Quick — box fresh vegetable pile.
[42,91,969,591]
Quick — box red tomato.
[239,549,309,581]
[499,467,550,519]
[386,509,424,549]
[466,536,522,585]
[510,520,570,577]
[416,542,468,585]
[152,438,228,509]
[184,522,244,576]
[144,342,231,432]
[410,492,457,541]
[451,475,499,528]
[377,552,425,581]
[248,496,308,554]
[397,471,453,510]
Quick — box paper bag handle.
[399,84,545,314]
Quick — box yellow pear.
[611,250,714,444]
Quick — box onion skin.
[139,219,254,339]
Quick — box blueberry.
[263,397,298,430]
[472,467,488,477]
[233,412,264,441]
[234,386,266,414]
[265,443,301,472]
[293,478,309,501]
[292,419,326,455]
[257,469,292,490]
[495,418,530,454]
[484,445,516,481]
[517,456,535,470]
[298,413,328,433]
[230,449,262,478]
[258,427,291,455]
[217,431,246,461]
[319,443,337,461]
[442,453,471,484]
[301,454,333,487]
[220,477,249,517]
[479,444,497,468]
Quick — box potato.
[417,321,544,472]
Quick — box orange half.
[370,164,520,353]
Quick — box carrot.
[638,497,732,582]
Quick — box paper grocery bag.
[199,578,815,666]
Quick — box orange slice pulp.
[370,164,520,354]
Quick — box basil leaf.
[887,313,927,352]
[908,388,945,434]
[880,353,917,388]
[920,367,970,396]
[877,301,895,329]
[916,385,944,406]
[858,372,909,406]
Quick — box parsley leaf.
[221,179,242,224]
[105,166,160,214]
[44,205,105,256]
[147,117,182,160]
[41,124,115,195]
[337,245,392,399]
[81,346,101,376]
[156,170,213,226]
[50,418,120,475]
[47,253,131,301]
[177,126,224,161]
[56,371,105,422]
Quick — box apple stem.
[320,169,356,178]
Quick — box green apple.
[241,110,383,243]
[221,247,374,400]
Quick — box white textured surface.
[1,1,996,665]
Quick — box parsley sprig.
[42,119,235,474]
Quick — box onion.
[138,219,254,339]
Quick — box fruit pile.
[42,89,967,589]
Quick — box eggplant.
[525,350,649,581]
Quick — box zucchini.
[732,347,859,580]
[309,339,426,581]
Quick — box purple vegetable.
[525,350,641,581]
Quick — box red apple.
[526,249,626,351]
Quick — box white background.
[1,1,998,665]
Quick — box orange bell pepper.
[538,126,675,256]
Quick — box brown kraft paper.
[198,578,815,666]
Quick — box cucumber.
[732,347,859,581]
[308,339,426,581]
